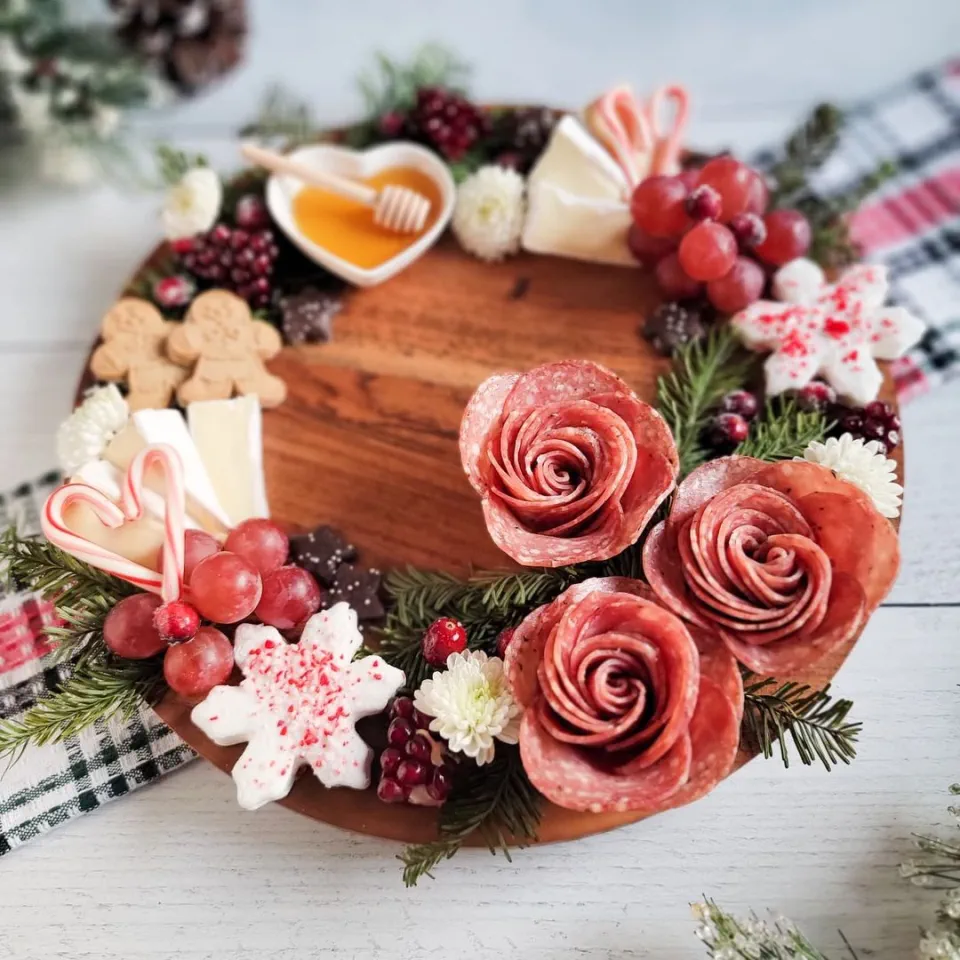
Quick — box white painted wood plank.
[0,606,955,960]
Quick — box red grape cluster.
[103,519,326,701]
[174,224,280,309]
[378,697,453,806]
[628,157,812,314]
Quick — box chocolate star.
[280,287,341,345]
[324,564,385,622]
[289,525,357,587]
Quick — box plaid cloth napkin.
[763,58,960,401]
[0,472,194,856]
[0,59,957,856]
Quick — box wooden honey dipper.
[240,142,431,235]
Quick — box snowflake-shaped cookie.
[191,602,404,810]
[731,258,924,404]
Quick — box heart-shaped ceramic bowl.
[265,141,456,288]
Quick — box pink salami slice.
[459,372,519,493]
[667,456,765,540]
[688,625,744,726]
[501,360,630,415]
[642,521,710,627]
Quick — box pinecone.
[491,106,558,173]
[108,0,247,94]
[406,86,489,161]
[642,302,708,356]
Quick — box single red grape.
[654,252,704,300]
[626,223,676,266]
[629,175,690,237]
[697,157,755,221]
[254,565,322,631]
[188,551,262,624]
[103,593,166,659]
[745,171,770,215]
[706,256,766,313]
[223,519,289,577]
[678,221,738,282]
[183,530,221,581]
[163,626,234,698]
[754,209,812,265]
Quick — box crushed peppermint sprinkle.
[190,603,404,811]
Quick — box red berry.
[655,252,703,300]
[377,777,408,803]
[755,210,812,265]
[864,400,893,422]
[720,389,759,420]
[697,157,756,221]
[706,256,765,313]
[210,224,231,245]
[426,766,452,802]
[840,412,864,434]
[709,412,750,446]
[630,175,690,237]
[678,221,738,282]
[728,212,767,249]
[685,184,722,221]
[380,747,403,778]
[861,418,887,443]
[163,626,233,698]
[224,519,289,577]
[188,552,262,624]
[495,627,516,659]
[390,696,415,720]
[170,237,195,255]
[153,600,200,642]
[422,618,468,666]
[234,194,271,230]
[387,717,414,746]
[626,224,676,266]
[405,732,432,763]
[378,111,407,138]
[255,566,322,631]
[796,381,837,412]
[103,593,166,659]
[153,275,195,309]
[397,759,429,787]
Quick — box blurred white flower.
[9,85,51,133]
[56,384,130,475]
[452,165,526,262]
[40,141,99,186]
[0,36,31,77]
[161,166,223,240]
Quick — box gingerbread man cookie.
[167,290,287,408]
[90,298,189,411]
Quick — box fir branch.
[737,398,828,461]
[154,142,208,187]
[238,85,317,148]
[742,675,860,771]
[0,657,164,762]
[656,326,757,477]
[358,44,471,119]
[768,103,844,208]
[399,745,542,886]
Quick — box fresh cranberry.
[152,600,200,642]
[377,777,407,803]
[720,389,759,420]
[422,618,468,666]
[728,212,767,249]
[396,759,429,787]
[379,747,403,778]
[386,717,414,746]
[404,732,432,762]
[685,184,722,221]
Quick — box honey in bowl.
[291,167,443,269]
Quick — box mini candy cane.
[585,85,653,189]
[41,483,165,594]
[645,84,689,177]
[122,444,186,602]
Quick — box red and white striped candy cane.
[121,444,186,602]
[41,483,165,594]
[586,85,654,189]
[644,84,690,176]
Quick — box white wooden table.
[1,3,959,957]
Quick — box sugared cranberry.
[153,600,200,642]
[397,759,430,787]
[378,111,407,138]
[210,224,231,245]
[234,194,271,230]
[796,381,837,412]
[864,400,893,422]
[380,747,403,778]
[708,412,750,448]
[685,184,722,221]
[861,419,887,443]
[728,212,767,249]
[386,717,414,746]
[720,389,759,421]
[422,618,468,666]
[377,777,408,803]
[840,412,864,434]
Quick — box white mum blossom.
[56,384,130,475]
[161,166,223,240]
[413,650,521,765]
[799,433,903,518]
[451,165,526,262]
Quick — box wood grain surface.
[136,234,905,846]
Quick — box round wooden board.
[96,233,902,846]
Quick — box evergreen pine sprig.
[656,326,757,478]
[742,675,860,770]
[737,398,829,461]
[154,143,209,188]
[238,85,318,148]
[399,745,542,886]
[767,102,845,208]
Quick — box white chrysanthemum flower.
[161,166,223,240]
[798,433,903,518]
[413,650,521,765]
[451,165,526,262]
[56,384,129,475]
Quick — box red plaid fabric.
[0,596,61,675]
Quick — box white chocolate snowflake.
[731,258,924,404]
[191,603,404,810]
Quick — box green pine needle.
[656,326,757,477]
[742,675,861,771]
[153,143,209,188]
[768,102,845,208]
[737,398,828,461]
[358,44,471,119]
[237,85,318,148]
[399,746,542,886]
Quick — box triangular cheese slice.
[63,489,164,572]
[187,396,270,525]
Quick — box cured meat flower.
[503,577,743,814]
[460,360,679,566]
[642,457,900,675]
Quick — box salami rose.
[504,577,743,814]
[642,457,900,674]
[459,361,679,567]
